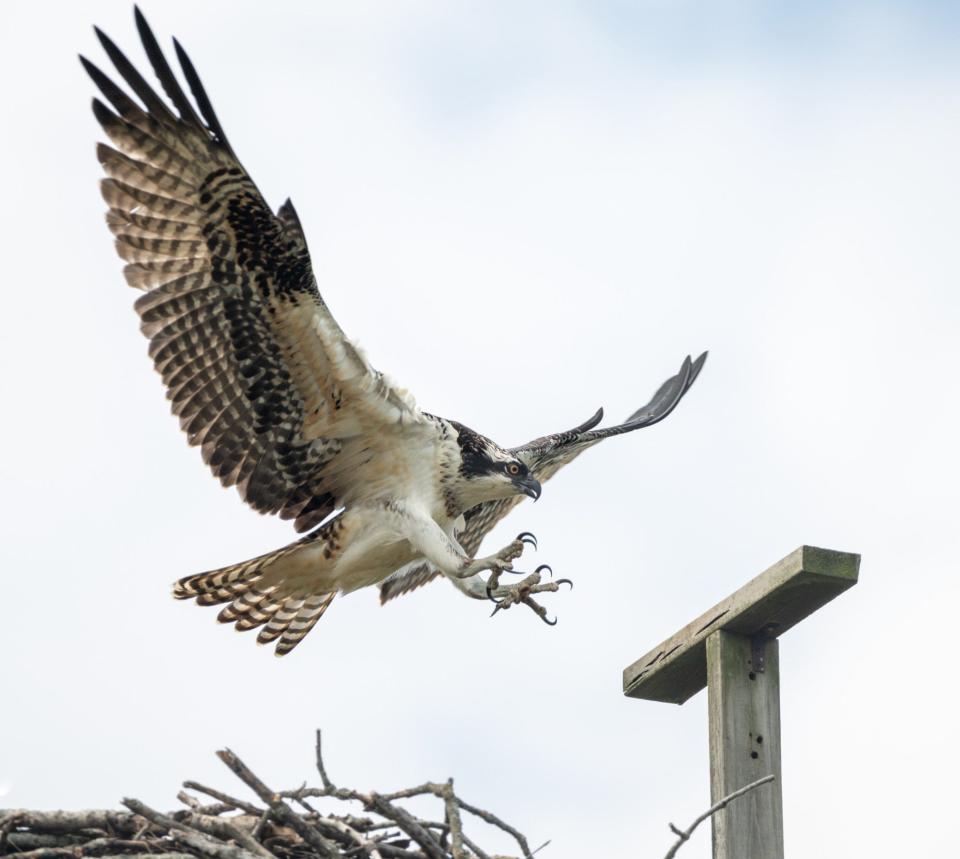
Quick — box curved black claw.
[517,531,538,550]
[490,602,506,618]
[556,578,573,590]
[535,564,553,578]
[486,567,526,603]
[486,567,526,601]
[538,612,558,627]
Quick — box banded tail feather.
[174,540,335,656]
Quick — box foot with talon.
[455,532,537,579]
[487,564,573,626]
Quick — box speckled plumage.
[84,9,706,655]
[379,357,706,603]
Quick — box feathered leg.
[381,503,536,580]
[387,509,573,624]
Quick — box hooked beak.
[517,475,542,501]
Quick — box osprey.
[82,9,707,655]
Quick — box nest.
[0,733,545,859]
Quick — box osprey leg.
[384,504,534,580]
[453,535,532,579]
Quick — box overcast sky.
[2,2,958,856]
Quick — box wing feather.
[107,208,203,241]
[84,9,428,524]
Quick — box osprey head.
[451,422,541,504]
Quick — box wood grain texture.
[707,630,783,859]
[623,545,859,703]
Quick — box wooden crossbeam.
[623,545,860,859]
[623,545,859,704]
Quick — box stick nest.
[0,732,545,859]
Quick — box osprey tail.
[173,538,336,657]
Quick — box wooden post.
[707,631,782,859]
[623,546,859,858]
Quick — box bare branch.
[456,799,535,859]
[314,817,384,859]
[216,748,339,859]
[182,813,273,859]
[315,729,336,792]
[181,781,263,816]
[363,793,446,859]
[663,774,776,859]
[0,811,140,836]
[440,781,465,859]
[120,798,262,859]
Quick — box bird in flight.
[82,8,707,655]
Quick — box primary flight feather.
[82,7,706,655]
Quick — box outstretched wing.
[83,9,428,532]
[379,352,707,603]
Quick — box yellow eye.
[507,463,520,475]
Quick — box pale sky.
[2,2,958,857]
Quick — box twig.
[182,814,273,859]
[314,818,383,859]
[0,816,20,857]
[175,792,202,812]
[2,833,85,851]
[250,808,271,843]
[315,730,336,792]
[4,852,190,859]
[363,794,445,859]
[439,780,465,859]
[458,829,492,859]
[662,774,776,859]
[216,749,339,859]
[121,799,263,859]
[3,850,189,859]
[180,783,263,817]
[456,799,534,859]
[0,812,139,836]
[378,784,436,803]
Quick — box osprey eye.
[507,463,520,476]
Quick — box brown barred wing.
[83,10,426,530]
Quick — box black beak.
[518,475,542,501]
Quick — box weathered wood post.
[623,545,860,859]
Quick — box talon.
[490,602,506,618]
[517,531,538,550]
[486,567,505,602]
[557,578,573,590]
[523,596,559,626]
[486,581,507,603]
[535,564,553,578]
